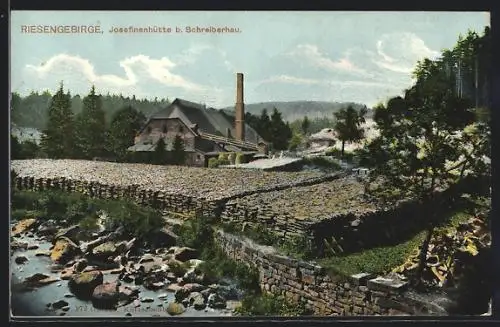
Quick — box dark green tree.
[258,109,272,142]
[107,105,146,161]
[74,86,106,159]
[11,135,22,159]
[333,105,367,157]
[171,135,186,165]
[301,116,310,135]
[152,137,168,165]
[270,107,292,151]
[362,32,485,287]
[41,82,74,158]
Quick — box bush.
[217,153,230,165]
[236,293,310,316]
[10,189,165,241]
[79,215,100,232]
[99,199,164,240]
[228,152,236,165]
[235,152,245,165]
[208,158,219,168]
[279,235,315,260]
[169,260,192,277]
[177,217,215,251]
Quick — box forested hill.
[222,101,372,122]
[11,91,371,129]
[10,92,171,130]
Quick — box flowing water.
[10,234,239,318]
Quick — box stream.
[10,228,242,317]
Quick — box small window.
[147,126,152,133]
[196,154,201,160]
[179,126,184,133]
[162,125,167,133]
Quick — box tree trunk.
[341,141,345,157]
[414,224,435,290]
[414,175,437,289]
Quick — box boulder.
[150,228,178,248]
[166,302,185,316]
[92,282,119,309]
[68,271,103,299]
[53,225,81,244]
[174,287,190,303]
[166,283,182,293]
[11,241,28,251]
[35,250,51,257]
[37,221,59,237]
[139,254,155,264]
[182,283,205,293]
[52,300,69,310]
[189,292,206,310]
[73,258,88,273]
[60,267,75,280]
[207,293,226,309]
[27,244,40,250]
[22,273,60,288]
[91,242,117,260]
[11,218,37,237]
[15,255,28,264]
[50,236,81,264]
[118,285,140,306]
[173,247,198,262]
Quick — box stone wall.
[13,176,219,218]
[215,230,446,316]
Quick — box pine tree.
[301,116,310,135]
[270,107,293,150]
[107,105,146,161]
[171,135,186,165]
[74,85,106,159]
[153,137,168,165]
[41,82,74,158]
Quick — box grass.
[235,293,311,317]
[319,207,476,278]
[303,156,341,170]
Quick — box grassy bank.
[219,196,486,280]
[11,189,164,241]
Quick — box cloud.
[25,53,205,92]
[372,32,440,74]
[286,44,372,78]
[259,74,398,89]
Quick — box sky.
[11,11,490,108]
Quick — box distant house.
[308,128,337,149]
[128,74,267,166]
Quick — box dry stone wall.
[13,176,218,218]
[215,230,445,316]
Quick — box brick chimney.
[235,73,245,141]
